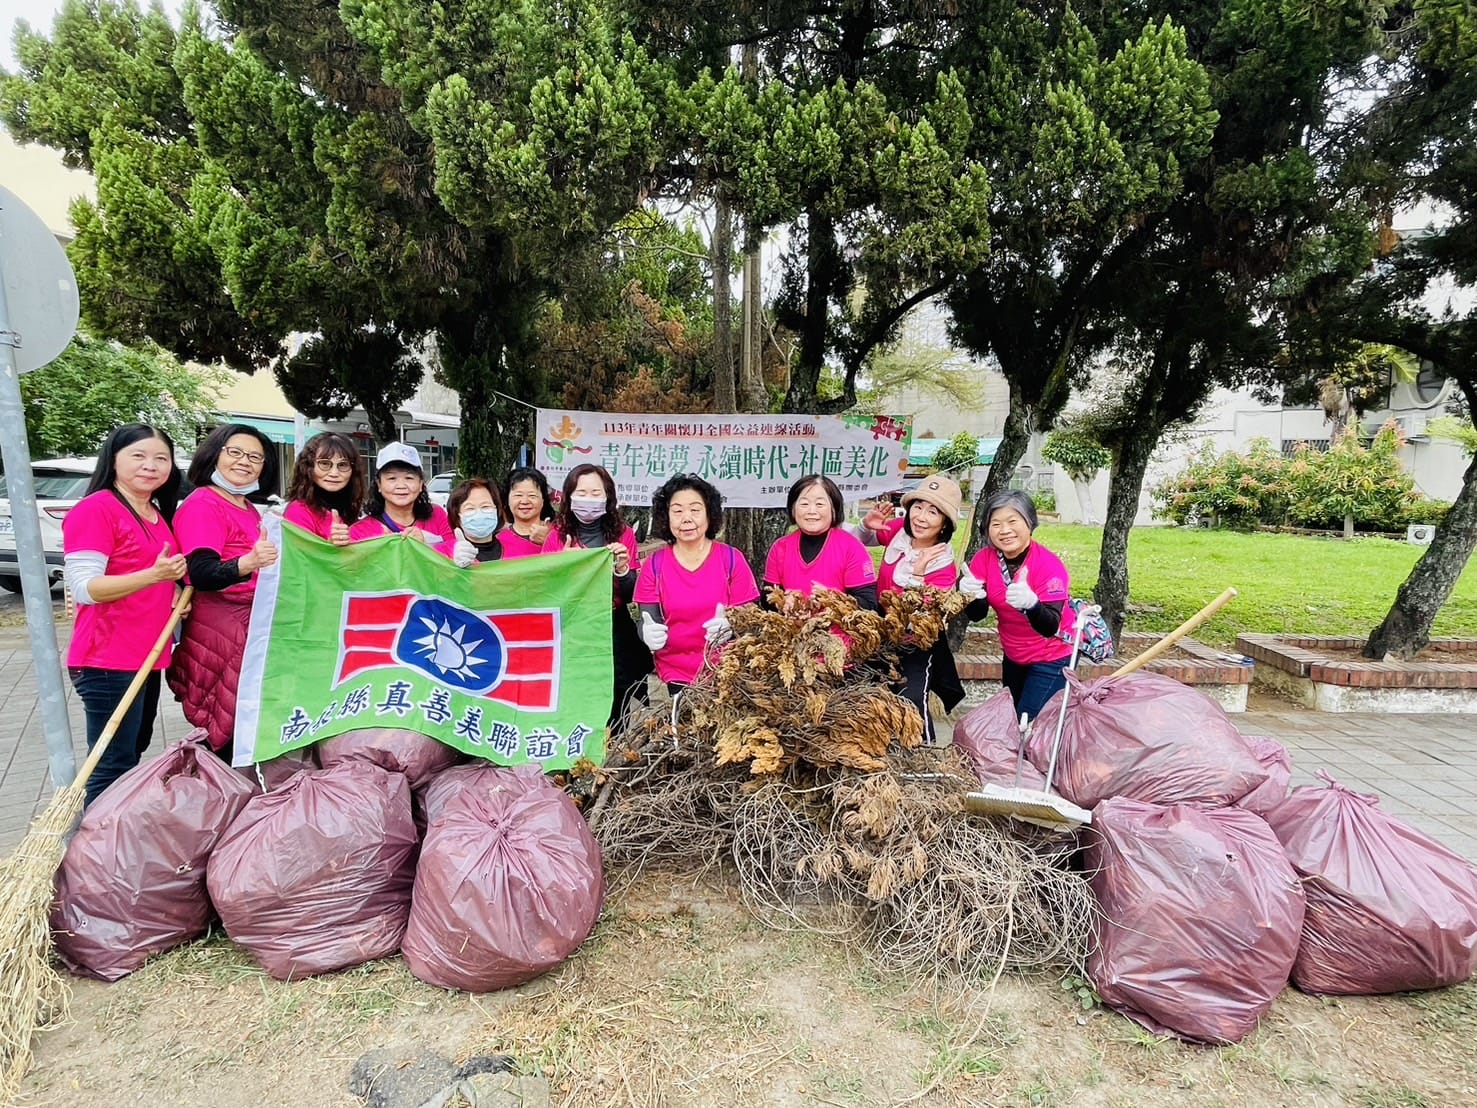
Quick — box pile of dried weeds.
[587,587,1094,979]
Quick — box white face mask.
[570,496,606,524]
[460,507,499,541]
[211,471,260,496]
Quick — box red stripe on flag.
[485,678,555,711]
[341,628,397,651]
[502,645,556,678]
[346,593,414,626]
[489,611,556,644]
[338,649,394,683]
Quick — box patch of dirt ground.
[21,869,1477,1108]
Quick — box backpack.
[996,551,1115,663]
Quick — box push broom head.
[965,785,1092,830]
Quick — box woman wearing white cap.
[859,473,967,740]
[350,442,456,555]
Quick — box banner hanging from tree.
[535,408,914,508]
[234,518,613,770]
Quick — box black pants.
[70,668,162,807]
[897,640,966,744]
[610,605,654,735]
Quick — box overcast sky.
[5,0,185,67]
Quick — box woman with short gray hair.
[959,490,1077,719]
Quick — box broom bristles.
[0,783,84,1105]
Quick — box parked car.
[428,472,456,508]
[0,458,94,592]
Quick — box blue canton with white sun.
[392,597,506,695]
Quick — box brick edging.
[1236,634,1477,689]
[958,631,1252,685]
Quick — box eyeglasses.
[223,446,266,465]
[314,458,355,473]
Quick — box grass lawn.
[1024,523,1477,649]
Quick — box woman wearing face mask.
[762,474,878,610]
[447,478,508,565]
[63,424,187,805]
[959,490,1076,720]
[499,466,556,558]
[350,442,456,555]
[283,432,363,545]
[635,474,760,694]
[857,474,967,740]
[543,463,651,731]
[167,423,281,757]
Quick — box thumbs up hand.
[958,568,986,599]
[1005,565,1037,611]
[329,509,350,547]
[640,611,669,652]
[152,542,188,582]
[241,530,278,574]
[452,527,478,568]
[702,603,732,646]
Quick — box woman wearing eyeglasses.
[283,432,364,544]
[167,424,281,757]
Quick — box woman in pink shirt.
[635,475,760,692]
[282,432,364,545]
[542,463,650,732]
[499,466,556,558]
[167,423,281,757]
[349,442,456,554]
[762,474,878,610]
[447,477,508,565]
[858,474,967,739]
[960,490,1076,720]
[63,424,188,805]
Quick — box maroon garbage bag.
[951,690,1047,790]
[402,768,604,992]
[1027,672,1268,809]
[1087,797,1305,1044]
[52,731,254,981]
[240,745,319,791]
[1263,775,1477,994]
[1234,736,1293,816]
[418,762,547,824]
[318,727,463,789]
[206,762,418,980]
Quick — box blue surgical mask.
[460,507,499,541]
[211,471,260,496]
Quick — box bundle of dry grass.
[588,587,1095,978]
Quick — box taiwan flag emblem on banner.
[234,517,613,770]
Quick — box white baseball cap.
[375,442,423,472]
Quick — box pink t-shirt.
[173,487,263,597]
[348,505,456,557]
[634,543,760,685]
[763,528,876,596]
[541,524,641,606]
[967,542,1076,665]
[873,518,959,594]
[283,499,344,541]
[498,528,546,560]
[63,491,179,670]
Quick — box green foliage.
[1429,416,1477,458]
[19,335,224,457]
[931,431,981,473]
[1032,489,1057,513]
[1151,439,1292,529]
[1285,427,1417,532]
[1403,497,1452,527]
[1042,431,1111,482]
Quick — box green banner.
[234,520,612,770]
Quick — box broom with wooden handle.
[0,586,193,1103]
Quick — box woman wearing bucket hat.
[859,474,967,739]
[350,442,456,556]
[960,489,1076,719]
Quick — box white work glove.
[1005,566,1038,611]
[958,569,986,600]
[452,528,478,568]
[640,611,669,651]
[702,603,733,646]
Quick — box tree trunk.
[711,192,736,413]
[1072,476,1098,525]
[1364,448,1477,660]
[1343,512,1354,539]
[1094,427,1158,642]
[783,212,836,413]
[364,402,398,447]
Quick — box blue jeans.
[69,668,162,807]
[1001,655,1070,721]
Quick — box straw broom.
[0,587,193,1104]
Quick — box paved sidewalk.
[1,625,1475,860]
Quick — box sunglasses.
[314,458,356,473]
